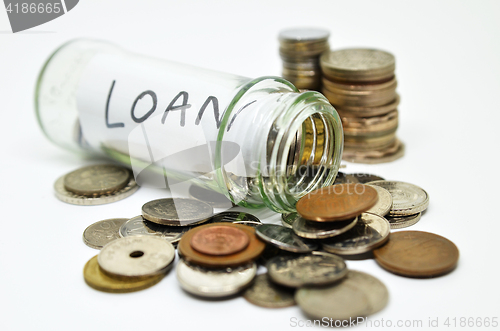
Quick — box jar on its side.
[35,39,343,213]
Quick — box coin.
[64,164,131,196]
[83,256,165,293]
[296,275,369,321]
[142,198,213,226]
[334,171,360,185]
[243,274,296,308]
[336,95,399,117]
[343,139,405,164]
[296,183,378,222]
[281,213,296,228]
[373,231,459,277]
[119,215,193,245]
[341,111,399,136]
[188,185,234,208]
[176,259,256,298]
[346,270,389,315]
[321,213,390,255]
[207,212,262,227]
[320,48,395,82]
[344,133,397,151]
[365,185,392,216]
[54,174,139,206]
[322,86,397,108]
[190,225,250,256]
[279,27,330,43]
[292,215,358,239]
[386,213,421,229]
[367,180,429,216]
[178,223,265,268]
[267,252,347,288]
[348,173,385,184]
[322,76,397,92]
[98,236,175,278]
[255,224,318,253]
[83,218,128,249]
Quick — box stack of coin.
[176,222,265,297]
[55,164,139,205]
[320,48,404,163]
[83,236,175,293]
[278,27,330,90]
[366,180,429,229]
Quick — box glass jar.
[35,39,343,213]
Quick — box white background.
[1,1,499,330]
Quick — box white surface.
[1,1,499,330]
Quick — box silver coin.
[176,259,256,298]
[321,213,390,255]
[349,173,385,184]
[281,213,295,228]
[345,270,389,315]
[386,212,421,229]
[292,216,358,239]
[83,218,128,249]
[54,174,139,206]
[243,273,296,308]
[207,212,262,227]
[295,270,387,320]
[268,252,347,288]
[334,171,360,185]
[255,224,318,253]
[367,181,429,216]
[63,164,131,196]
[188,185,234,208]
[98,236,175,278]
[365,185,393,216]
[279,27,330,42]
[142,198,213,226]
[119,215,192,245]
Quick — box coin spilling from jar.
[65,164,457,323]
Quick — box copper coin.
[190,225,250,256]
[296,183,378,222]
[373,231,459,278]
[178,223,265,268]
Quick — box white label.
[76,53,252,187]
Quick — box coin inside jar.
[190,225,250,256]
[64,164,131,196]
[296,183,378,222]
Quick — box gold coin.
[320,48,395,82]
[343,140,405,164]
[344,133,396,151]
[322,87,397,107]
[342,110,399,136]
[64,164,131,196]
[83,255,165,293]
[336,95,399,117]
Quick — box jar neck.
[216,77,343,213]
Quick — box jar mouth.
[260,91,343,212]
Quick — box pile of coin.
[83,236,175,293]
[69,164,457,322]
[320,48,404,163]
[278,27,330,90]
[54,164,139,205]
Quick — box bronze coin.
[296,183,378,222]
[190,225,250,256]
[373,231,459,278]
[178,222,265,268]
